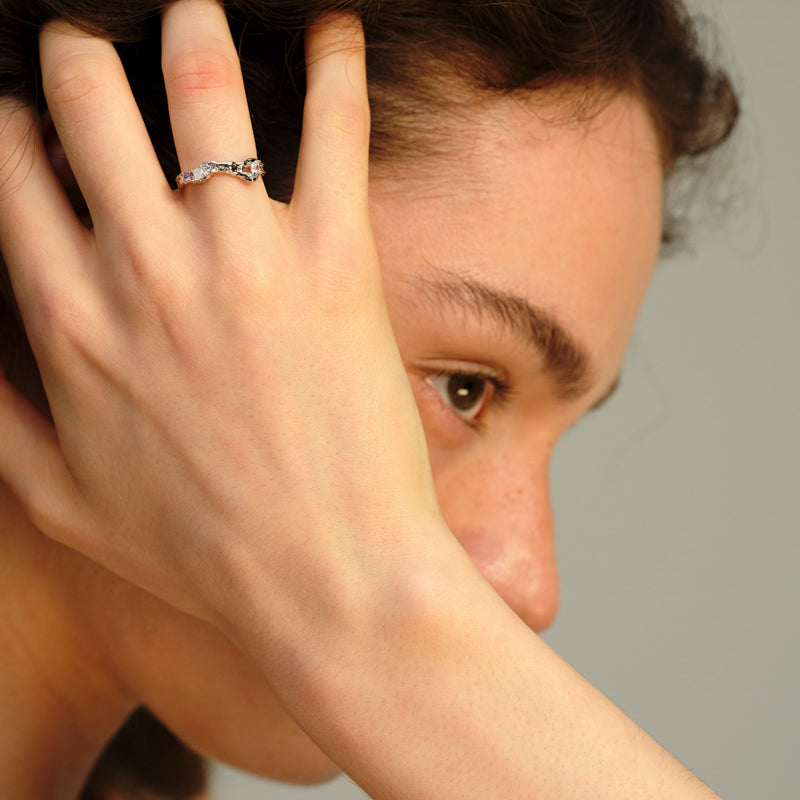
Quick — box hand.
[0,0,441,631]
[0,9,731,798]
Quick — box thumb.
[0,370,78,537]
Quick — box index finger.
[291,15,370,229]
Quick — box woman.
[0,1,738,798]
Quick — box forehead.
[369,89,664,391]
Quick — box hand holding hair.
[0,3,441,626]
[0,2,727,798]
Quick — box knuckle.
[45,51,112,112]
[305,86,370,144]
[163,47,239,97]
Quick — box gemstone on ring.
[239,159,264,181]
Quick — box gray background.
[212,0,799,797]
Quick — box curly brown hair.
[0,1,739,797]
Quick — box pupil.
[447,375,484,412]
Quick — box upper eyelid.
[417,358,507,383]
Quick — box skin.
[0,85,659,800]
[376,90,661,632]
[0,4,703,799]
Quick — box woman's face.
[373,89,663,632]
[41,87,663,783]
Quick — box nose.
[431,446,560,634]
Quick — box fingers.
[292,14,370,231]
[0,100,89,311]
[162,0,264,210]
[39,20,171,232]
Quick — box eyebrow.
[409,268,596,400]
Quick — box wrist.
[212,511,469,682]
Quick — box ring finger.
[162,0,266,211]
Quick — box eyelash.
[424,367,512,427]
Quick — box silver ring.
[176,158,265,187]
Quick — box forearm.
[0,7,724,797]
[224,520,722,800]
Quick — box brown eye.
[427,372,494,423]
[447,374,487,410]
